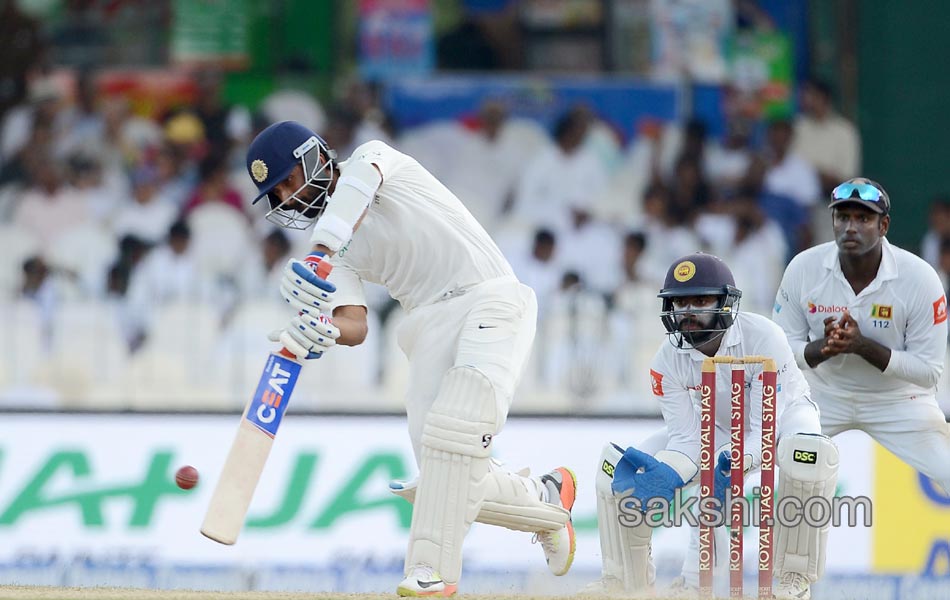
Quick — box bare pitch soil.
[0,586,589,600]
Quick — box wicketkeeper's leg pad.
[596,442,655,592]
[774,433,840,582]
[406,366,498,585]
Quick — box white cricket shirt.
[772,238,948,398]
[322,140,514,313]
[649,312,815,468]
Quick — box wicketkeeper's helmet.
[658,252,742,348]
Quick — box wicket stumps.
[699,356,777,599]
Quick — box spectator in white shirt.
[507,228,560,317]
[20,255,78,347]
[513,106,610,235]
[113,164,179,245]
[755,119,821,255]
[557,203,623,297]
[792,78,861,195]
[720,192,788,315]
[13,154,90,245]
[761,119,821,209]
[637,183,705,286]
[463,100,551,232]
[241,228,294,303]
[705,117,753,196]
[125,220,210,342]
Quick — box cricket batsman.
[590,253,836,599]
[244,121,576,597]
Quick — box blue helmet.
[246,121,337,230]
[658,252,742,348]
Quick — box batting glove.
[269,311,341,360]
[280,252,336,315]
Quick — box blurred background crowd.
[1,0,949,416]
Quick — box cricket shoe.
[774,571,811,600]
[659,575,700,598]
[579,576,626,596]
[397,564,457,597]
[533,466,577,576]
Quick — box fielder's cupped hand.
[822,309,863,355]
[269,312,341,360]
[280,254,336,315]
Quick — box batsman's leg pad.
[774,433,840,582]
[392,463,568,533]
[479,463,569,532]
[407,366,498,585]
[597,442,655,592]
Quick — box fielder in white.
[591,253,838,599]
[244,121,577,597]
[773,179,950,495]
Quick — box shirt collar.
[823,237,898,283]
[675,314,742,361]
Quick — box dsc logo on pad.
[794,450,818,464]
[246,354,301,437]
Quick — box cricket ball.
[175,465,199,490]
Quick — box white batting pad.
[391,464,569,533]
[480,462,570,532]
[774,433,840,582]
[407,366,498,585]
[596,442,655,592]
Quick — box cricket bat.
[201,348,303,544]
[201,256,332,545]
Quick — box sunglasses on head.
[832,182,884,203]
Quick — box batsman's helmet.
[658,252,742,348]
[246,121,337,230]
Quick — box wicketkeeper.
[589,253,835,600]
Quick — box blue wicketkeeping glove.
[611,447,685,510]
[713,450,732,508]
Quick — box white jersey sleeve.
[772,250,814,369]
[346,139,403,180]
[650,348,702,467]
[327,258,368,309]
[883,259,947,388]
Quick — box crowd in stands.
[5,70,949,415]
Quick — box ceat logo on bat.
[934,296,947,325]
[246,353,302,437]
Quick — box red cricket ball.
[175,465,199,490]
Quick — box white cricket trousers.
[815,386,950,494]
[396,277,538,464]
